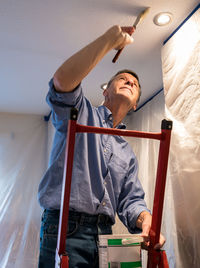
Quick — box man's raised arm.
[53,25,134,93]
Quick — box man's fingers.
[141,241,150,250]
[140,231,166,251]
[124,34,134,44]
[121,26,135,46]
[121,26,135,36]
[114,35,134,50]
[107,25,135,51]
[154,233,166,250]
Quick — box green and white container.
[99,234,143,268]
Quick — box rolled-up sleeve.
[46,79,83,132]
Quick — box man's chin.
[117,92,133,103]
[119,88,132,95]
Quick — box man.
[38,25,165,267]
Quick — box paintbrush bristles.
[133,7,150,28]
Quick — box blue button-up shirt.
[38,79,149,233]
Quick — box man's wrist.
[136,211,151,229]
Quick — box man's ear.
[133,104,137,111]
[103,89,108,97]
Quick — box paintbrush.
[112,7,150,63]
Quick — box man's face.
[103,73,140,111]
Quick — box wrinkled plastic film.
[0,113,48,268]
[162,9,200,267]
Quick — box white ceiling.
[0,0,199,116]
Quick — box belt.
[68,210,113,225]
[44,209,113,225]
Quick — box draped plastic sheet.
[162,9,200,267]
[0,113,48,268]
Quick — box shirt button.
[104,181,107,185]
[104,148,107,152]
[102,202,106,206]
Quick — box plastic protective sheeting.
[0,113,48,268]
[162,8,200,267]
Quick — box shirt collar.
[98,105,127,129]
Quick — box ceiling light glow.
[153,12,173,26]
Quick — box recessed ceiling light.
[153,12,173,26]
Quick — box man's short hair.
[107,69,141,103]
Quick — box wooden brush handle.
[112,48,124,63]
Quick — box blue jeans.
[38,210,113,268]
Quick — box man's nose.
[126,80,133,87]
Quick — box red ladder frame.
[55,108,172,268]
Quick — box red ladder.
[55,108,172,268]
